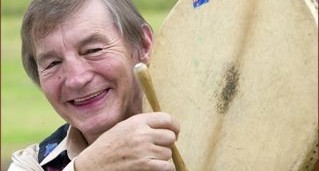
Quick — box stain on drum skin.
[215,63,240,115]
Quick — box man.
[9,0,179,170]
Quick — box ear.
[138,24,153,65]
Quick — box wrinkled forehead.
[32,0,111,41]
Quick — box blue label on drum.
[193,0,209,8]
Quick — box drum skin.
[143,0,318,170]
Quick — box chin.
[81,111,124,135]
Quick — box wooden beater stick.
[134,63,188,171]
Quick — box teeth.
[74,91,104,103]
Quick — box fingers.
[145,112,180,139]
[145,159,175,171]
[151,129,176,147]
[148,144,172,161]
[75,112,180,171]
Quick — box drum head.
[143,0,318,170]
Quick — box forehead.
[64,0,115,34]
[30,0,110,38]
[34,0,117,47]
[71,0,111,24]
[62,0,115,33]
[34,0,114,39]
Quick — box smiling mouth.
[70,89,110,106]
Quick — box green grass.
[1,0,31,16]
[1,1,177,170]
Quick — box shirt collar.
[40,126,88,166]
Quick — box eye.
[45,61,61,70]
[85,48,103,55]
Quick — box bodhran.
[142,0,318,170]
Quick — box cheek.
[95,59,133,84]
[39,76,62,102]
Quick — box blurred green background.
[1,0,177,170]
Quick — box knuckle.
[135,158,152,170]
[152,146,172,160]
[130,130,151,147]
[132,113,148,123]
[132,134,144,145]
[148,160,174,171]
[136,131,152,144]
[163,148,173,160]
[159,112,173,125]
[167,131,176,144]
[161,161,175,171]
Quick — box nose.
[63,57,93,90]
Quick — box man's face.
[35,0,143,140]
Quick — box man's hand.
[74,112,180,171]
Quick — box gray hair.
[21,0,151,85]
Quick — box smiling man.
[9,0,179,171]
